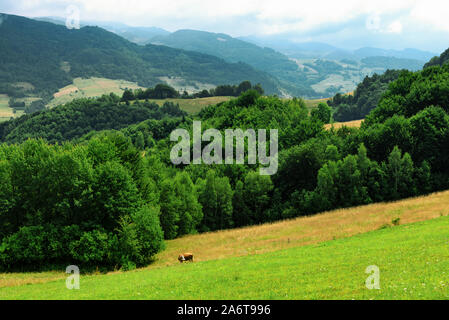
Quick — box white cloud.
[2,0,449,41]
[386,21,403,34]
[366,14,382,32]
[410,0,449,32]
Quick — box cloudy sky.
[1,0,448,52]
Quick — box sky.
[1,0,449,52]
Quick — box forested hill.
[150,30,428,98]
[151,29,298,75]
[328,69,404,122]
[424,47,449,68]
[0,13,280,100]
[151,29,323,97]
[0,94,186,144]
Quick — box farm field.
[12,74,336,115]
[1,214,448,299]
[0,94,14,122]
[303,97,330,110]
[0,190,448,299]
[48,77,144,108]
[147,96,331,115]
[0,95,26,123]
[325,119,364,130]
[144,96,233,114]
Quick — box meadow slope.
[0,190,448,294]
[1,214,448,299]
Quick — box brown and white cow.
[178,253,194,263]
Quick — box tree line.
[328,69,403,122]
[120,81,265,102]
[0,93,187,144]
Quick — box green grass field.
[0,94,37,122]
[148,96,325,114]
[303,98,330,110]
[48,77,143,108]
[1,215,448,300]
[145,96,233,114]
[0,94,13,123]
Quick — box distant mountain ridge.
[0,13,280,101]
[151,30,429,98]
[25,15,434,99]
[150,29,317,96]
[239,36,436,61]
[35,16,170,44]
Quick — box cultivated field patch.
[48,77,144,108]
[145,96,232,114]
[325,119,363,130]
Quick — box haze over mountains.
[54,17,434,98]
[150,29,431,97]
[238,36,436,60]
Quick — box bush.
[0,226,46,267]
[236,89,260,107]
[70,230,110,264]
[311,102,331,123]
[130,206,165,264]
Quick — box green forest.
[328,69,403,121]
[0,55,448,271]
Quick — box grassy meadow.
[144,96,233,114]
[325,119,364,130]
[48,77,144,108]
[1,215,448,299]
[0,95,27,123]
[0,190,448,299]
[0,94,13,122]
[147,96,325,114]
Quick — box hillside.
[1,190,448,299]
[152,30,426,98]
[1,61,449,274]
[152,190,449,269]
[0,13,280,102]
[151,30,303,89]
[36,16,170,45]
[0,94,186,144]
[47,77,144,108]
[151,29,296,72]
[424,47,449,68]
[328,69,404,121]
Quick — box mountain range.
[0,13,279,101]
[150,30,431,97]
[0,13,440,101]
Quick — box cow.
[178,253,194,263]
